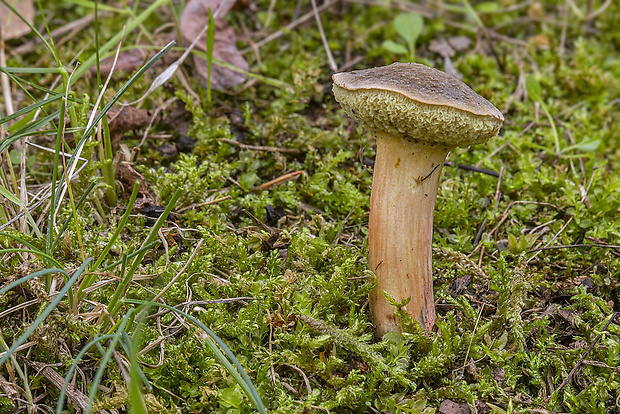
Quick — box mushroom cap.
[332,62,504,148]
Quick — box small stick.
[367,159,501,177]
[488,200,561,237]
[218,138,302,154]
[586,236,620,258]
[444,161,500,177]
[147,298,256,319]
[331,202,356,246]
[460,304,485,377]
[555,312,619,394]
[177,195,232,213]
[252,170,305,192]
[151,239,204,303]
[310,0,338,71]
[527,243,620,253]
[494,166,504,204]
[241,0,338,53]
[527,217,573,263]
[281,363,312,396]
[11,15,95,56]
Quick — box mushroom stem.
[368,133,451,336]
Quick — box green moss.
[1,0,619,412]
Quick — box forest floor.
[0,0,619,412]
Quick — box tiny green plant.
[382,12,424,61]
[525,74,600,157]
[205,7,215,108]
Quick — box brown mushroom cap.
[332,62,504,148]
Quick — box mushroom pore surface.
[332,62,504,148]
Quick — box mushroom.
[332,62,503,336]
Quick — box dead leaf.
[101,106,157,149]
[23,360,88,410]
[439,399,471,414]
[180,0,236,34]
[114,145,156,211]
[429,39,455,58]
[447,36,472,52]
[428,36,472,80]
[180,0,249,90]
[493,366,505,386]
[0,0,34,40]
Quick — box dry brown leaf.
[0,0,34,40]
[180,0,248,90]
[106,106,158,149]
[439,399,471,414]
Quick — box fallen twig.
[252,170,305,192]
[219,138,302,154]
[177,195,232,213]
[444,161,500,177]
[555,312,619,394]
[526,243,620,253]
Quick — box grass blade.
[123,299,268,413]
[0,258,92,366]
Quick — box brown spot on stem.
[394,157,401,168]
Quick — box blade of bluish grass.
[0,336,33,405]
[0,249,63,268]
[92,181,139,270]
[78,181,140,301]
[0,95,63,125]
[123,299,267,414]
[0,67,64,74]
[0,259,91,367]
[99,106,117,206]
[129,356,147,413]
[125,326,148,414]
[107,188,182,319]
[84,310,134,414]
[55,334,116,414]
[559,153,597,159]
[121,330,152,391]
[0,186,43,238]
[92,0,118,207]
[0,66,53,118]
[1,110,61,152]
[105,254,127,331]
[50,180,98,253]
[46,93,66,266]
[2,75,67,98]
[0,268,67,296]
[0,231,39,250]
[97,241,161,273]
[104,251,129,324]
[205,7,215,107]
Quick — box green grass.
[0,0,619,412]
